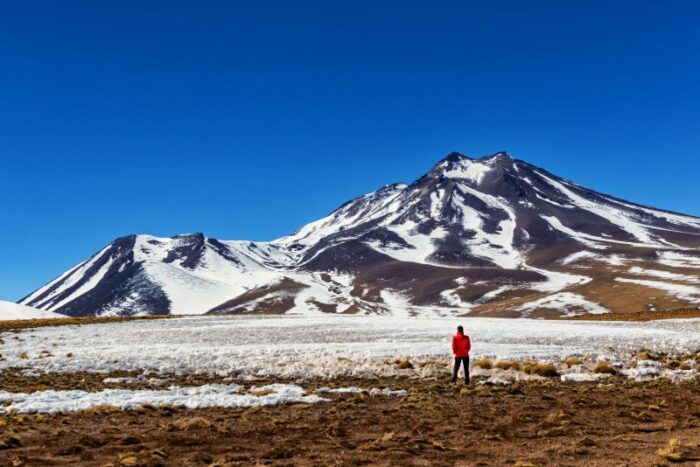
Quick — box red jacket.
[452,332,471,357]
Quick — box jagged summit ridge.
[20,152,700,318]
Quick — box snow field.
[1,315,699,413]
[1,315,699,380]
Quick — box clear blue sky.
[1,1,699,301]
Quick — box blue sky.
[1,1,699,300]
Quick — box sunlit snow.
[1,315,698,379]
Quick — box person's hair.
[457,325,464,333]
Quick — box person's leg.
[451,357,461,383]
[463,356,470,384]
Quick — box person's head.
[457,325,464,334]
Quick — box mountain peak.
[441,151,467,163]
[439,150,512,164]
[479,151,512,161]
[430,151,515,185]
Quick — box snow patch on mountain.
[440,157,494,185]
[657,252,700,269]
[537,172,666,246]
[277,184,407,249]
[628,266,699,283]
[0,301,64,321]
[517,293,608,316]
[615,278,700,304]
[560,251,601,265]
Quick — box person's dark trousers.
[452,356,470,384]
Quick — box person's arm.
[465,336,471,353]
[451,336,457,354]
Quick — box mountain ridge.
[19,152,700,318]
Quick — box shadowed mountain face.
[21,152,700,318]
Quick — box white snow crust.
[0,300,64,321]
[517,292,608,316]
[615,277,700,303]
[0,383,327,414]
[1,315,698,379]
[628,266,699,283]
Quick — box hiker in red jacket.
[451,325,471,384]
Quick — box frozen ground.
[0,383,327,414]
[1,315,699,379]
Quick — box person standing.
[451,325,471,384]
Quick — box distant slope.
[20,152,700,318]
[0,300,65,321]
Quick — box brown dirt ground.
[2,374,700,466]
[0,316,171,334]
[568,308,700,321]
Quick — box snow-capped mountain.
[20,152,700,317]
[0,300,64,321]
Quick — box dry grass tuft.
[523,362,559,377]
[665,359,682,370]
[418,358,448,368]
[66,352,74,358]
[117,453,140,466]
[638,350,661,361]
[12,415,28,424]
[613,434,643,442]
[680,361,693,371]
[83,404,122,415]
[495,360,521,371]
[0,315,171,334]
[562,356,582,367]
[169,416,214,431]
[19,352,28,360]
[475,357,493,370]
[0,435,22,449]
[593,361,617,375]
[249,388,276,396]
[395,359,414,370]
[545,410,569,422]
[657,438,700,462]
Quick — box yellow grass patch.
[169,416,214,431]
[562,356,582,367]
[475,357,493,370]
[593,361,617,375]
[395,359,414,370]
[494,360,521,371]
[657,438,700,462]
[418,358,448,368]
[523,362,559,377]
